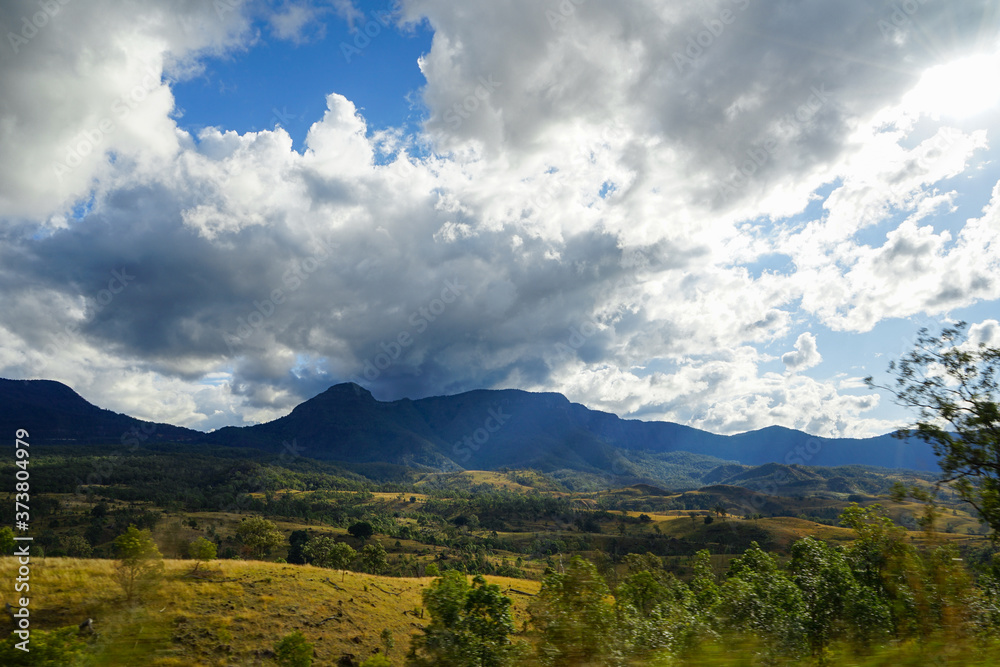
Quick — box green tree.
[688,549,719,615]
[622,552,662,576]
[789,536,890,654]
[867,322,1000,535]
[0,526,15,554]
[348,521,375,541]
[408,570,520,666]
[381,628,395,655]
[274,630,313,667]
[287,529,310,564]
[839,503,933,638]
[360,655,392,667]
[839,504,911,588]
[61,535,93,558]
[614,568,700,657]
[303,536,357,580]
[616,570,669,617]
[529,556,616,666]
[113,525,164,603]
[187,536,217,572]
[235,516,283,559]
[360,541,388,575]
[717,542,805,653]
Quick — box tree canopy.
[408,570,520,666]
[867,322,1000,535]
[187,536,217,572]
[348,521,375,541]
[113,525,163,602]
[235,516,284,559]
[304,535,357,580]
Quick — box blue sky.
[172,4,434,148]
[1,0,999,439]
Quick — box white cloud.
[782,332,822,372]
[969,319,1000,347]
[0,0,252,221]
[270,2,326,43]
[0,0,997,438]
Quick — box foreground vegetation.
[1,444,996,664]
[2,503,999,665]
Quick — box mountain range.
[1,378,940,476]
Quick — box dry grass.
[0,557,540,666]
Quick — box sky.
[0,0,999,438]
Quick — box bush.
[0,625,91,665]
[274,631,313,667]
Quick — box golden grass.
[0,557,540,666]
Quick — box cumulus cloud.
[0,0,252,221]
[969,319,1000,347]
[782,333,822,372]
[0,0,997,438]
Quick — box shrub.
[274,631,313,667]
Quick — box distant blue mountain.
[2,379,939,473]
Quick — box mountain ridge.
[0,378,939,473]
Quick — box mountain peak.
[321,382,375,401]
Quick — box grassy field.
[0,557,540,666]
[5,555,998,666]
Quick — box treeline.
[0,446,376,505]
[408,503,1000,665]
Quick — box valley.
[1,379,997,665]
